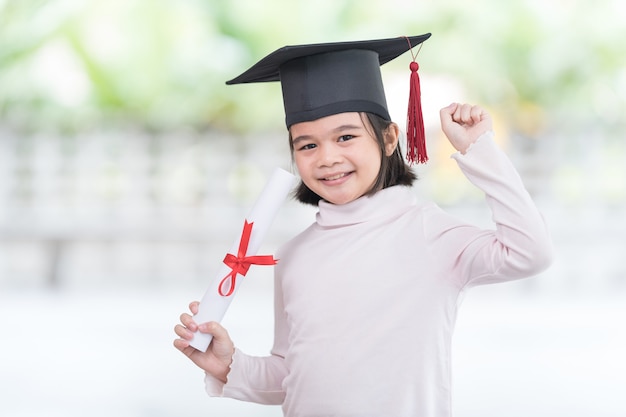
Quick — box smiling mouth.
[322,172,350,181]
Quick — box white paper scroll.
[189,167,296,352]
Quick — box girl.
[174,35,553,417]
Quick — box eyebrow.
[292,124,363,146]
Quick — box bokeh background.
[1,1,625,416]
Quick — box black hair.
[289,112,417,206]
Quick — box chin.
[323,194,360,205]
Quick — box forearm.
[452,131,553,282]
[205,348,287,405]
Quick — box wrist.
[216,346,235,383]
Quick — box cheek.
[292,155,311,180]
[293,152,313,171]
[292,154,304,171]
[367,152,384,184]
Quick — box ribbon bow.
[218,220,277,297]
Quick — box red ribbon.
[218,220,277,297]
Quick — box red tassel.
[403,33,427,164]
[406,60,427,164]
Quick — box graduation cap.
[227,34,432,164]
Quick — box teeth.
[324,173,346,181]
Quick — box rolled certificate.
[189,167,296,352]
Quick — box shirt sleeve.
[204,263,290,404]
[424,131,554,287]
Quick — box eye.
[298,143,316,151]
[338,134,355,142]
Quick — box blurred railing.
[0,126,306,288]
[1,125,624,293]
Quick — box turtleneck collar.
[315,185,417,227]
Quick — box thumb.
[440,102,458,117]
[199,321,234,357]
[198,321,227,338]
[439,102,459,134]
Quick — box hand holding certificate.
[189,167,296,352]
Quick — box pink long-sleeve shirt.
[206,132,553,417]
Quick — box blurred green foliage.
[1,0,625,137]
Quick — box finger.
[189,301,200,314]
[470,105,484,123]
[174,323,194,340]
[173,338,190,352]
[450,103,463,123]
[457,104,472,124]
[180,313,198,332]
[174,339,201,360]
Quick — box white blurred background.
[1,1,625,416]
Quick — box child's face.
[290,112,382,205]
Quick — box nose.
[317,143,342,167]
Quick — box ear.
[384,123,400,156]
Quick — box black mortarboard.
[227,34,432,164]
